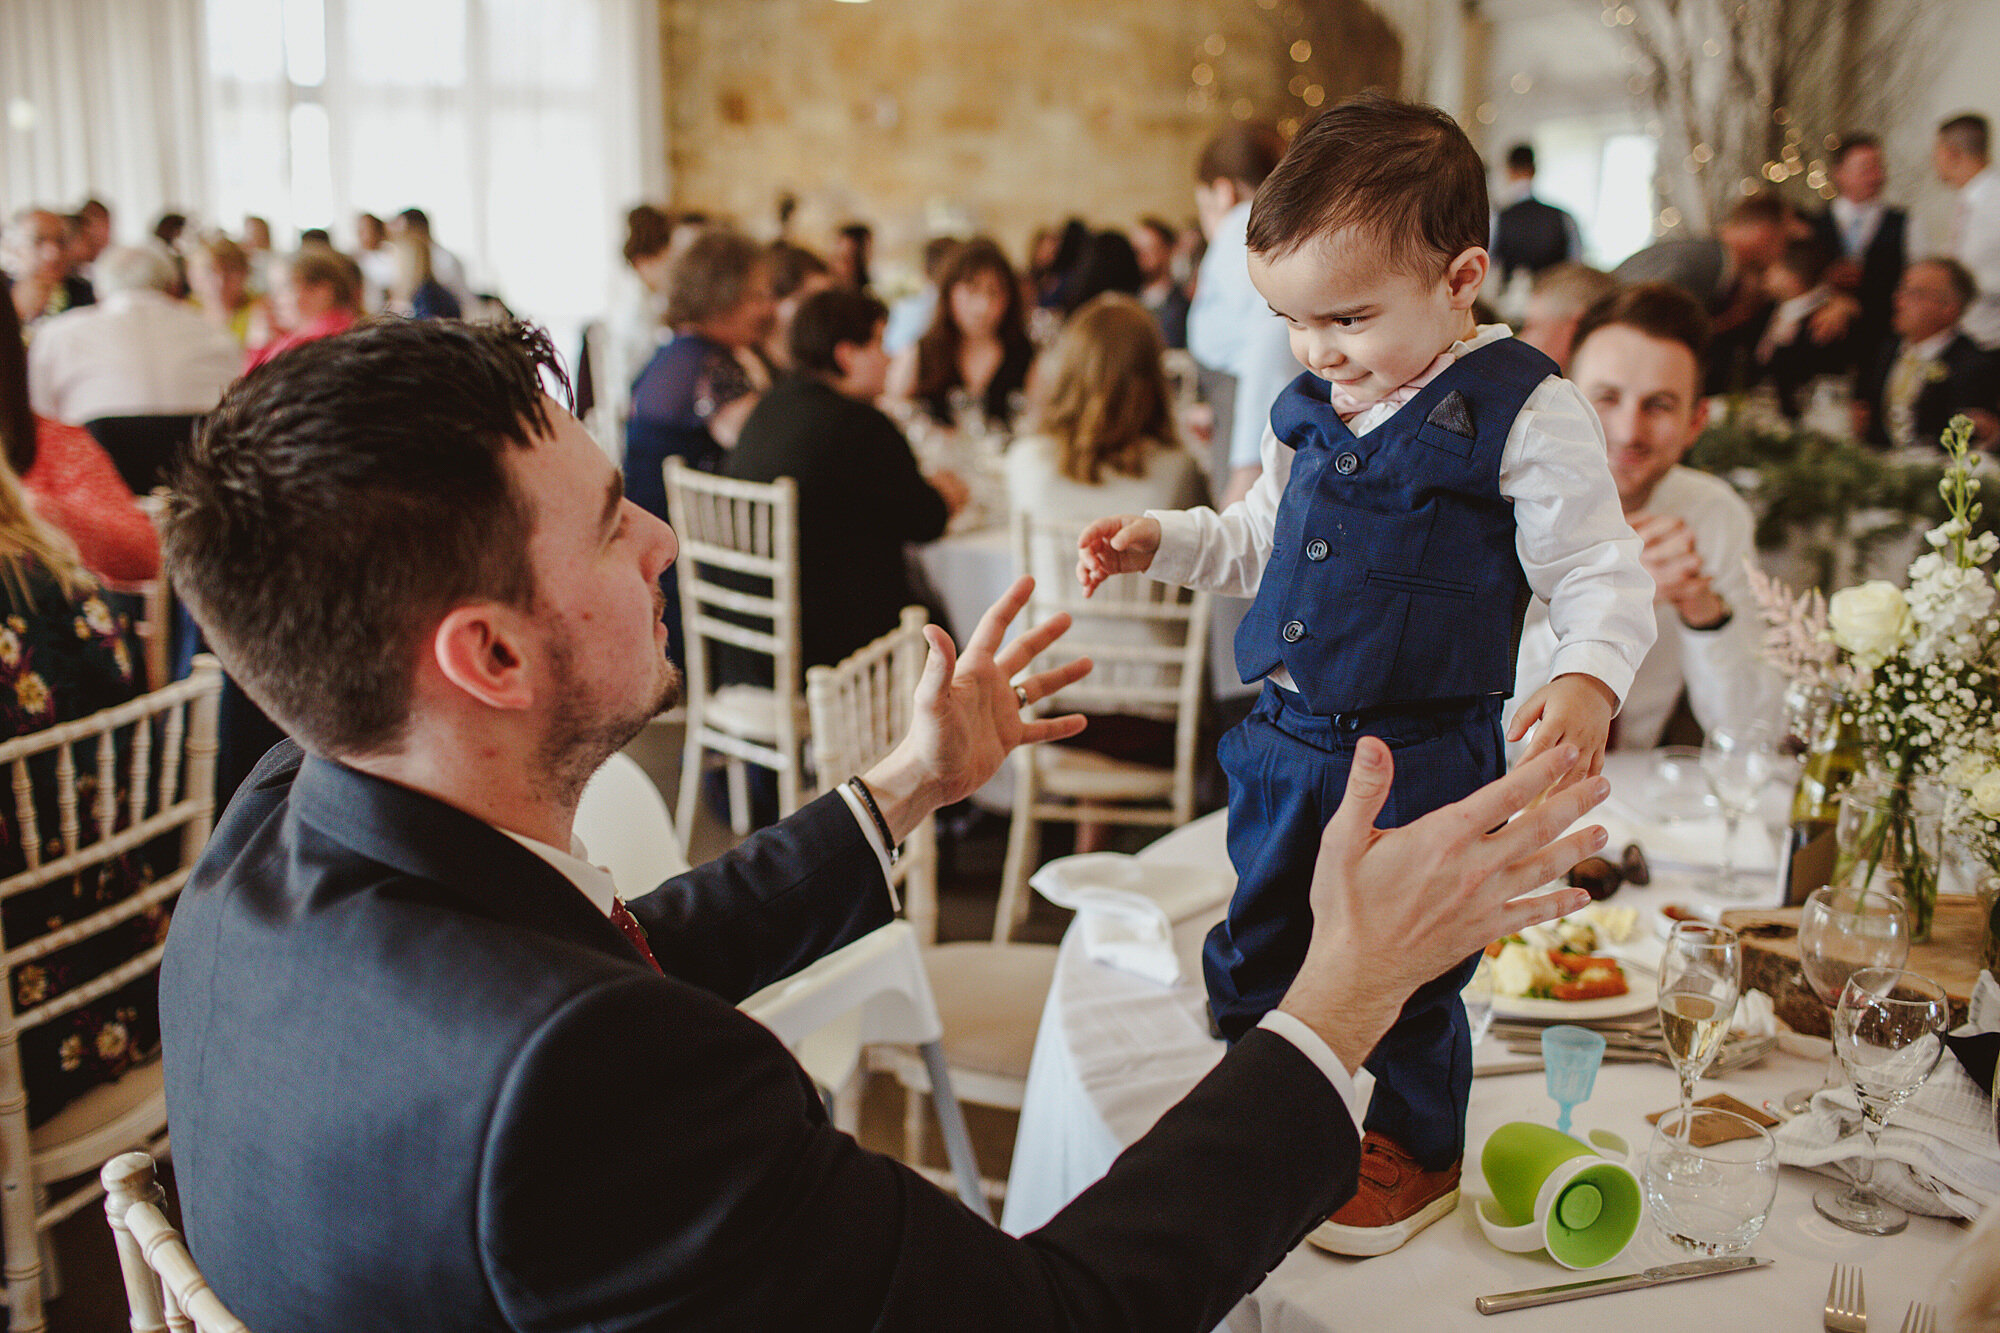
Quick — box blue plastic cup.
[1542,1025,1607,1135]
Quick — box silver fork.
[1825,1264,1866,1333]
[1898,1302,1937,1333]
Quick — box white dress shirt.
[26,289,240,425]
[1955,168,2000,348]
[1830,196,1887,258]
[1186,200,1305,470]
[1146,325,1655,707]
[1509,465,1778,754]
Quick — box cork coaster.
[1646,1093,1780,1145]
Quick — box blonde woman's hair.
[1032,293,1178,485]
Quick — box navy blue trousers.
[1203,683,1504,1168]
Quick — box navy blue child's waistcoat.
[1234,336,1558,716]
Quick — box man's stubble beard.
[535,635,683,809]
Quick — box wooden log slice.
[1721,896,1983,1037]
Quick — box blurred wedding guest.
[1033,219,1091,311]
[75,198,113,273]
[0,302,158,1137]
[27,245,237,428]
[888,237,1035,432]
[1510,284,1776,755]
[1006,293,1207,521]
[1,295,157,584]
[1490,144,1581,289]
[1853,257,2000,449]
[1756,238,1850,415]
[727,288,965,677]
[151,213,190,296]
[243,248,363,373]
[1934,113,2000,349]
[353,212,394,311]
[1132,217,1190,349]
[1809,134,1907,356]
[585,204,674,431]
[391,208,476,313]
[884,235,959,355]
[1059,230,1144,318]
[186,234,269,350]
[5,208,94,333]
[832,221,873,292]
[763,241,833,373]
[387,234,462,321]
[1004,293,1208,843]
[1515,262,1617,372]
[1186,121,1293,505]
[1615,191,1798,394]
[240,215,276,294]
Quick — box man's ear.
[431,603,535,711]
[831,339,859,381]
[1443,246,1490,309]
[1686,392,1711,445]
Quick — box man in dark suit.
[158,318,1601,1329]
[1490,144,1580,287]
[1614,191,1799,395]
[1853,257,2000,449]
[1809,134,1908,358]
[723,288,965,681]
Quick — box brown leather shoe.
[1306,1132,1461,1257]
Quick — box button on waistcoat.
[1234,337,1556,716]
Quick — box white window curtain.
[206,0,663,358]
[1,0,210,242]
[6,0,663,364]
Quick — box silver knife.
[1475,1256,1773,1314]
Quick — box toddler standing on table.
[1076,94,1656,1257]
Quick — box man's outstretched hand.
[863,576,1091,842]
[1279,739,1608,1073]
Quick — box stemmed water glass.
[1701,723,1781,899]
[1783,885,1911,1113]
[1658,921,1742,1132]
[1814,967,1950,1235]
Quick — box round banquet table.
[1000,753,1975,1330]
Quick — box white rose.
[1828,581,1913,664]
[1972,770,2000,820]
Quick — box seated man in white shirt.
[1510,283,1780,754]
[25,244,239,426]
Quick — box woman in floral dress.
[0,307,152,1125]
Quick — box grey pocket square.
[1425,389,1475,437]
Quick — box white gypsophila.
[1905,551,1999,668]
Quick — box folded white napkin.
[1030,853,1234,987]
[1773,972,2000,1219]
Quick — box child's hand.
[1506,673,1616,792]
[1075,514,1160,597]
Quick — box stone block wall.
[660,0,1401,278]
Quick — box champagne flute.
[1658,921,1741,1133]
[1814,967,1949,1235]
[1701,723,1781,900]
[1784,885,1911,1113]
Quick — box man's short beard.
[536,644,682,808]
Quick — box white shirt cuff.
[834,783,901,915]
[1257,1010,1360,1128]
[1547,640,1639,711]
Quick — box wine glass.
[1461,953,1496,1048]
[1814,967,1950,1235]
[1783,885,1911,1114]
[1658,921,1741,1132]
[1701,724,1781,899]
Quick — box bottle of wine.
[1783,696,1861,906]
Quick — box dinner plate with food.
[1486,902,1659,1021]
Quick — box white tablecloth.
[1002,757,1973,1330]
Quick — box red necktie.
[609,897,663,974]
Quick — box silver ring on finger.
[1013,683,1031,709]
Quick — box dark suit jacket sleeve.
[483,981,1357,1332]
[854,405,949,544]
[1920,338,2000,444]
[630,789,893,1002]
